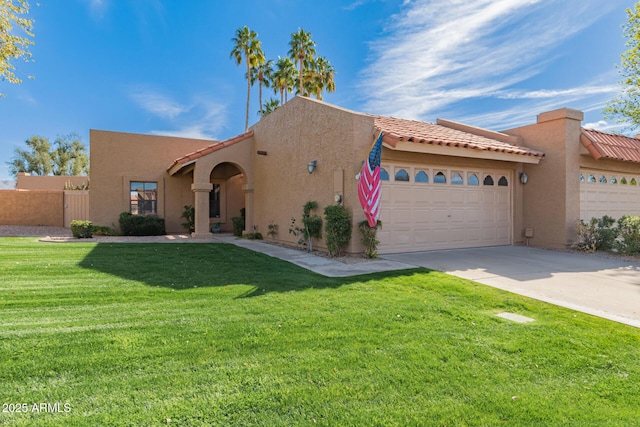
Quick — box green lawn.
[1,238,639,426]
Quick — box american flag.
[358,131,383,227]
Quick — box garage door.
[580,170,640,220]
[378,164,512,254]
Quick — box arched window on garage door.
[394,169,409,182]
[483,175,494,186]
[415,170,429,183]
[434,171,447,184]
[380,168,389,181]
[498,176,508,186]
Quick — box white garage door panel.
[379,165,512,253]
[580,170,640,220]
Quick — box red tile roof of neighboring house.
[372,115,545,159]
[167,130,254,172]
[581,128,640,163]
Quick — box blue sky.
[0,0,635,181]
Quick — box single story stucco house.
[89,96,640,254]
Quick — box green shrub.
[324,205,352,257]
[302,201,323,252]
[181,205,195,233]
[574,219,597,252]
[595,215,617,251]
[70,220,93,239]
[231,216,245,237]
[358,220,382,258]
[92,225,116,236]
[574,216,617,252]
[616,215,640,254]
[119,212,166,236]
[244,232,263,240]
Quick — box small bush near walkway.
[70,220,93,238]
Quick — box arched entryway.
[166,131,254,238]
[208,162,245,233]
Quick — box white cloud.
[143,94,228,140]
[360,0,617,127]
[129,88,189,119]
[495,85,618,100]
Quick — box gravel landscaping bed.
[0,225,72,237]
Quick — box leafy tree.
[288,28,316,96]
[7,133,89,177]
[230,26,265,132]
[51,133,89,176]
[605,3,640,128]
[251,59,273,117]
[273,56,297,105]
[0,0,34,95]
[8,135,51,176]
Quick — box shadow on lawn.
[77,243,426,297]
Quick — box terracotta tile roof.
[167,130,254,172]
[581,128,640,163]
[372,115,545,159]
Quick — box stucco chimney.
[537,108,584,124]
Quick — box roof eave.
[580,131,604,161]
[384,140,543,164]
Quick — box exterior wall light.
[307,160,317,174]
[519,172,528,185]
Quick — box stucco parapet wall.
[537,108,584,123]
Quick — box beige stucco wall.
[90,130,214,233]
[16,173,89,190]
[505,108,584,249]
[0,190,64,226]
[251,96,375,253]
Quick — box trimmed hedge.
[119,212,166,236]
[324,205,352,257]
[70,220,93,239]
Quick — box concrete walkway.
[382,246,640,328]
[215,234,414,277]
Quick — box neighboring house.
[89,96,640,254]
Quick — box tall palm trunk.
[244,60,251,131]
[258,75,263,117]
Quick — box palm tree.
[272,56,297,105]
[312,56,336,100]
[288,28,316,96]
[230,26,265,131]
[251,59,273,118]
[261,98,280,116]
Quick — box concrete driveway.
[382,246,640,328]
